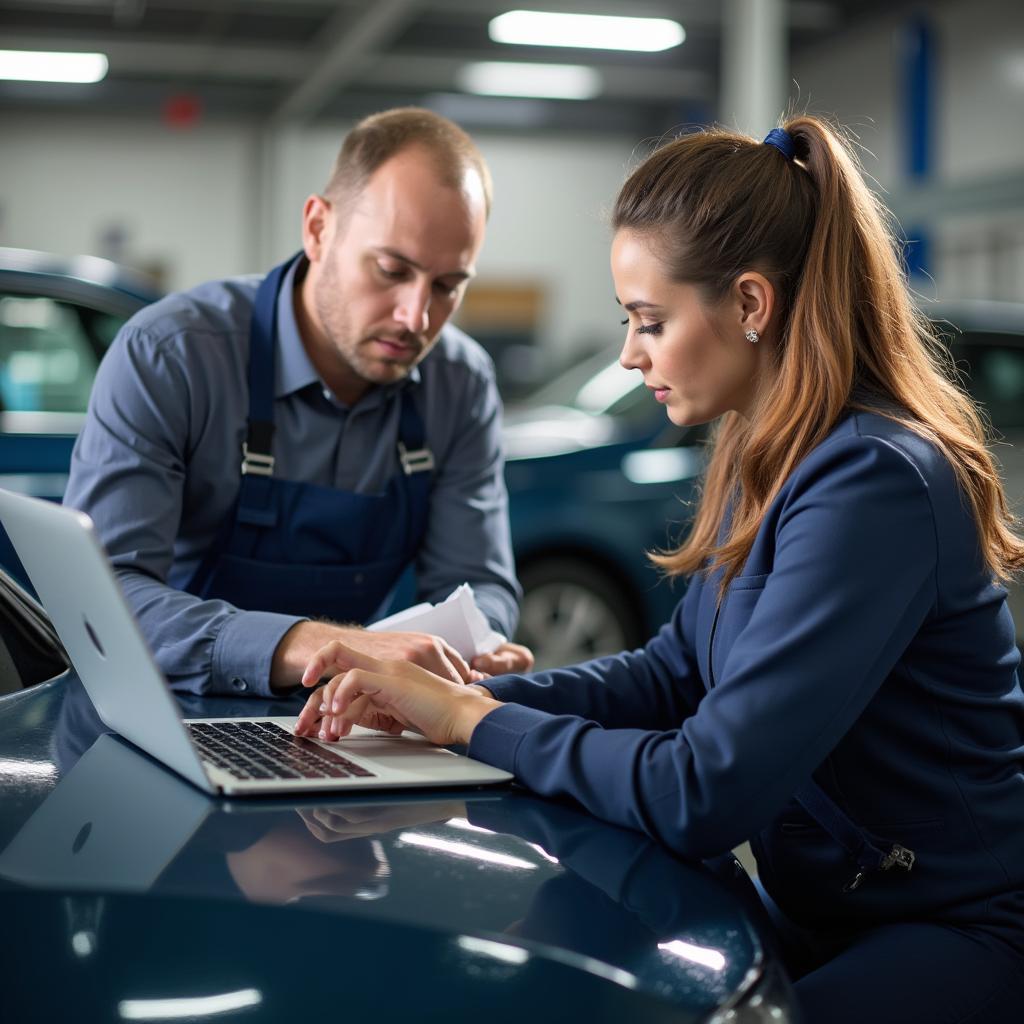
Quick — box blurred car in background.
[0,248,163,574]
[503,351,702,668]
[505,301,1024,666]
[2,248,1024,670]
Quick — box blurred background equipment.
[2,0,1024,661]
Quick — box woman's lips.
[649,386,671,403]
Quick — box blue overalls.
[185,255,434,624]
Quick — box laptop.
[0,488,512,795]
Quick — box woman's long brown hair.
[613,115,1024,589]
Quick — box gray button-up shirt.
[63,258,520,696]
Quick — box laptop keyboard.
[185,720,376,781]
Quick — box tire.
[515,557,645,671]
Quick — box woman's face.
[612,229,766,426]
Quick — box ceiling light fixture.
[457,61,601,100]
[489,10,685,53]
[0,49,108,84]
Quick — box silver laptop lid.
[0,489,211,792]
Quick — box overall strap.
[233,253,301,529]
[241,253,297,480]
[396,388,434,476]
[794,780,916,892]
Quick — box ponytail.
[612,115,1024,588]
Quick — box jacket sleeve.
[63,328,301,697]
[483,579,704,729]
[468,435,938,858]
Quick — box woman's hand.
[293,642,503,747]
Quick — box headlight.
[705,956,799,1023]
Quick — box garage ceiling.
[1,0,903,134]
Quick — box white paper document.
[368,583,506,660]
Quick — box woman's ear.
[733,272,775,338]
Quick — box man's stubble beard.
[312,261,425,389]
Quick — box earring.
[744,328,760,344]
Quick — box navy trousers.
[755,881,1024,1023]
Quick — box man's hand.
[471,641,534,677]
[271,620,475,691]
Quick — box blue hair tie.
[763,127,795,161]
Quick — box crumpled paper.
[367,583,506,660]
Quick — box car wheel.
[515,557,644,671]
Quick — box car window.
[949,332,1024,431]
[0,294,124,414]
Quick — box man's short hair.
[324,107,492,216]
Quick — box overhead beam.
[270,0,419,124]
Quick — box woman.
[295,116,1024,1021]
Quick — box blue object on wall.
[901,15,936,279]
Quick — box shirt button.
[230,677,249,692]
[353,573,364,584]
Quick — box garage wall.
[0,113,258,290]
[1,0,1021,370]
[0,114,638,364]
[790,0,1024,302]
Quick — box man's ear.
[301,194,333,264]
[733,271,775,338]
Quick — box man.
[63,108,532,696]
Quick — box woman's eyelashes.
[620,317,665,336]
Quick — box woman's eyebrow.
[615,298,661,312]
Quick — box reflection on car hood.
[503,405,618,459]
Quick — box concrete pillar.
[720,0,788,136]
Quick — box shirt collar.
[273,254,423,402]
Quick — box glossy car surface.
[0,676,796,1022]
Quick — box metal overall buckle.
[397,441,435,475]
[241,443,275,477]
[843,844,915,893]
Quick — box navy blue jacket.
[469,409,1024,927]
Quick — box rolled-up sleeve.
[63,327,302,697]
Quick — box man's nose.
[395,283,430,334]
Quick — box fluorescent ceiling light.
[0,49,108,83]
[458,61,600,100]
[490,10,685,52]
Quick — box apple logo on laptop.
[83,617,106,659]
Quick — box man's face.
[300,146,487,403]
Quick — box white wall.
[0,114,637,361]
[0,113,259,290]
